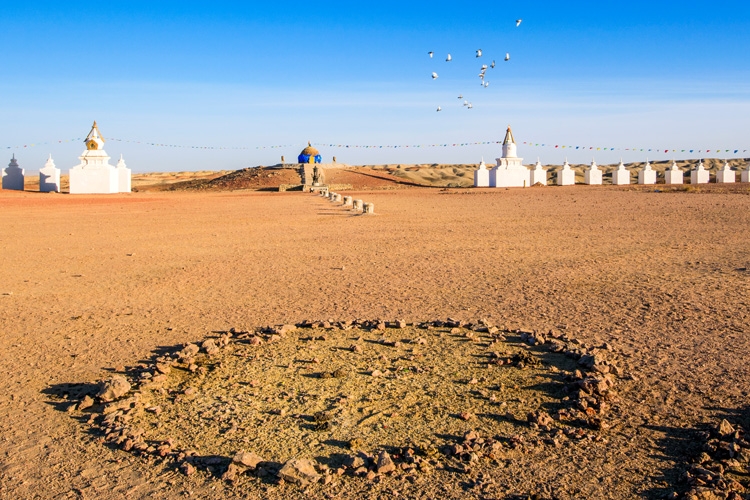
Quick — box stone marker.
[343,195,352,206]
[530,158,547,186]
[612,159,630,185]
[742,161,750,183]
[352,199,363,211]
[3,154,24,191]
[556,160,575,186]
[584,159,602,185]
[715,160,735,183]
[690,160,709,184]
[363,202,374,214]
[637,160,656,185]
[665,160,683,185]
[473,159,489,187]
[39,155,61,193]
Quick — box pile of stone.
[679,418,749,500]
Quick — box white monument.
[3,154,24,191]
[473,158,490,187]
[489,126,528,188]
[69,122,119,194]
[742,162,750,183]
[638,160,656,185]
[612,159,630,185]
[715,160,735,184]
[584,159,602,185]
[116,155,132,192]
[530,158,547,185]
[664,160,683,185]
[556,159,575,186]
[39,155,61,193]
[690,160,710,185]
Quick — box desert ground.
[1,165,749,499]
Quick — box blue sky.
[2,1,750,172]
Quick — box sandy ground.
[0,182,749,499]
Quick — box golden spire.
[503,126,515,145]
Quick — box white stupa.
[3,154,24,191]
[39,155,61,193]
[638,159,656,185]
[715,160,735,184]
[664,160,683,185]
[69,122,118,194]
[489,126,528,188]
[690,159,709,185]
[584,159,602,185]
[556,158,575,186]
[530,158,547,186]
[473,158,489,187]
[116,154,132,192]
[612,159,630,185]
[742,161,750,183]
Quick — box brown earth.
[0,177,749,499]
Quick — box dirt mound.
[158,167,301,191]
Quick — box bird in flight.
[476,49,482,58]
[446,54,452,61]
[467,103,473,109]
[516,19,522,27]
[457,94,463,99]
[432,72,438,79]
[436,106,442,112]
[505,53,510,61]
[490,60,496,68]
[428,51,434,58]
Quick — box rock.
[277,458,321,486]
[351,344,363,353]
[180,462,196,476]
[155,362,171,375]
[395,320,407,329]
[96,376,131,402]
[202,339,219,355]
[345,454,366,468]
[222,463,239,482]
[233,450,263,469]
[718,419,735,438]
[179,343,200,360]
[248,336,262,345]
[459,411,474,421]
[376,451,396,474]
[77,395,95,411]
[183,387,197,396]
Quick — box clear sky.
[2,1,750,172]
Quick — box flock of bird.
[431,19,521,112]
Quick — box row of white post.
[317,189,374,214]
[476,159,750,187]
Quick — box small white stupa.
[638,159,656,185]
[556,159,575,186]
[584,159,602,185]
[39,155,61,193]
[3,154,24,191]
[530,158,547,185]
[742,161,750,183]
[715,160,735,184]
[690,159,709,185]
[612,159,630,185]
[664,160,683,185]
[69,121,119,194]
[116,154,132,192]
[473,158,490,187]
[489,126,528,188]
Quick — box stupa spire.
[502,126,515,145]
